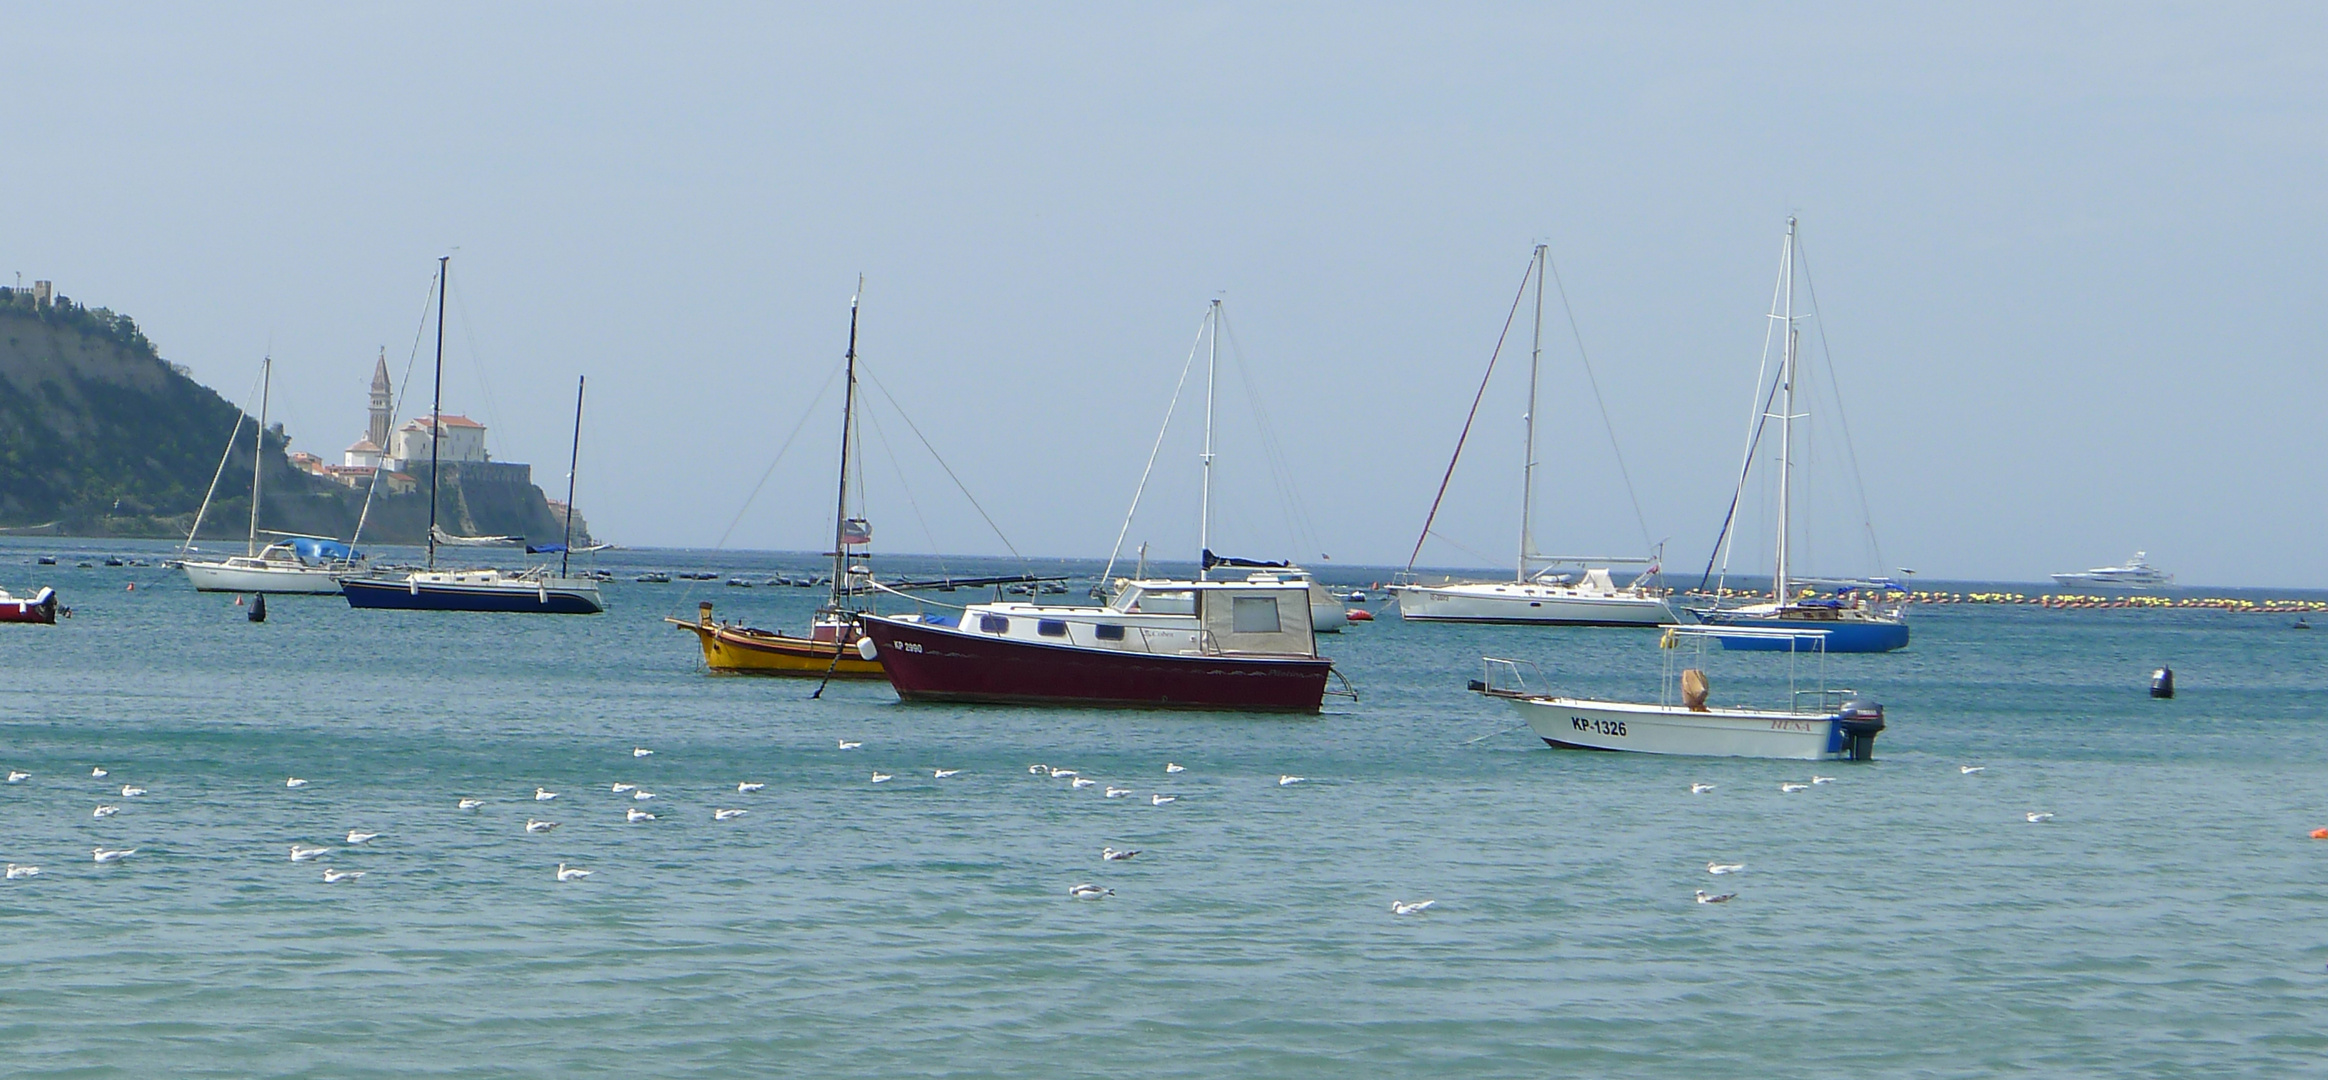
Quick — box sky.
[6,4,2325,587]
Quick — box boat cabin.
[947,578,1319,658]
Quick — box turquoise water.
[5,539,2326,1076]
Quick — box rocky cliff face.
[0,288,568,545]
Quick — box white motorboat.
[1388,243,1674,626]
[2051,552,2173,592]
[1473,625,1887,761]
[179,355,361,593]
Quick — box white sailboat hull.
[182,560,348,594]
[1505,695,1853,760]
[1390,581,1675,626]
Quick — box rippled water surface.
[5,540,2326,1077]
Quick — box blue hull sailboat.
[1693,218,1906,654]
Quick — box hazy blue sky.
[8,4,2324,585]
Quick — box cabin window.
[1038,619,1068,637]
[979,615,1010,634]
[1232,596,1282,634]
[1094,624,1125,640]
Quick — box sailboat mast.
[830,285,861,608]
[248,355,270,557]
[427,256,447,570]
[1519,244,1545,582]
[1198,299,1220,581]
[1772,218,1797,605]
[561,375,585,578]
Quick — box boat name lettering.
[1768,719,1821,732]
[1571,716,1626,737]
[889,640,924,654]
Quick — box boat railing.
[1792,687,1860,715]
[1474,657,1544,699]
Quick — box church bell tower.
[367,349,393,448]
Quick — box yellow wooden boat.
[668,601,885,678]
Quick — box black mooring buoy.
[2149,666,2173,699]
[248,593,267,623]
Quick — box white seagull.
[870,772,893,784]
[92,847,136,863]
[1391,899,1436,915]
[632,748,654,758]
[92,804,119,818]
[556,863,592,882]
[1101,847,1139,861]
[345,831,379,845]
[632,790,655,801]
[1067,883,1113,900]
[1706,862,1745,875]
[837,739,862,750]
[610,783,637,793]
[1779,782,1810,793]
[933,769,961,779]
[626,807,656,823]
[713,808,748,821]
[1696,890,1737,904]
[6,770,27,783]
[457,798,485,810]
[1960,765,1986,775]
[1279,775,1306,786]
[1048,767,1077,778]
[1690,783,1716,794]
[2026,812,2055,823]
[1150,794,1176,806]
[525,819,558,833]
[4,863,39,879]
[1811,775,1836,785]
[91,767,108,778]
[120,784,146,797]
[736,782,765,794]
[1104,786,1132,798]
[535,788,558,801]
[285,777,308,788]
[289,844,331,862]
[1165,763,1185,774]
[321,868,365,883]
[1028,764,1048,775]
[1070,777,1097,789]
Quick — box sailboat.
[861,299,1336,712]
[1694,218,1907,653]
[341,258,604,614]
[1387,245,1675,626]
[668,289,886,678]
[181,356,363,593]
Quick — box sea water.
[3,539,2325,1077]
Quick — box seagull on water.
[92,804,119,818]
[1279,775,1306,786]
[346,831,379,845]
[632,790,655,801]
[611,783,637,793]
[457,798,485,810]
[1780,782,1810,793]
[1811,775,1836,784]
[1105,786,1132,798]
[837,739,862,750]
[1961,765,1986,775]
[2026,812,2055,823]
[92,847,135,863]
[933,768,961,779]
[525,819,558,833]
[556,863,591,882]
[1690,783,1716,794]
[1067,883,1113,899]
[321,868,365,883]
[626,807,656,823]
[1391,899,1436,915]
[289,844,331,862]
[119,784,146,797]
[1048,767,1077,778]
[1101,847,1138,861]
[713,808,747,821]
[737,782,765,793]
[632,748,654,758]
[1696,890,1737,904]
[6,770,28,783]
[1706,862,1745,875]
[91,767,107,778]
[870,772,893,784]
[535,788,558,801]
[5,863,39,879]
[1071,777,1097,789]
[1151,794,1176,806]
[1165,763,1185,774]
[285,777,308,788]
[1028,764,1048,775]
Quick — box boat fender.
[2150,667,2174,699]
[856,636,879,662]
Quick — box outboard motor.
[1836,700,1885,761]
[2150,667,2174,699]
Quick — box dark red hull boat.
[862,613,1331,712]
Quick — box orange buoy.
[125,582,135,591]
[234,595,244,606]
[2312,828,2328,840]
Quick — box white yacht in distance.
[2051,552,2173,592]
[180,355,361,594]
[1388,243,1675,626]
